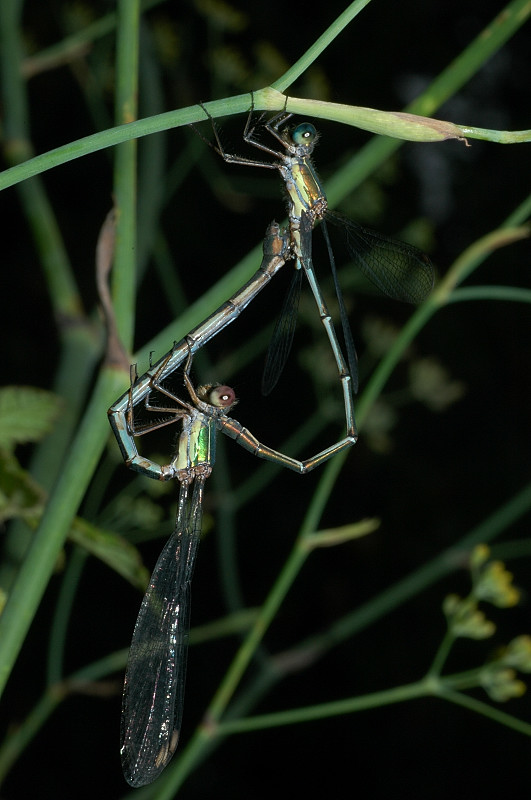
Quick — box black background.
[2,1,531,798]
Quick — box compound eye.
[210,385,236,408]
[291,123,317,146]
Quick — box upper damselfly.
[196,101,435,399]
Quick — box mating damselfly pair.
[108,102,434,786]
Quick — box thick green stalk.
[271,0,373,92]
[2,0,530,198]
[112,0,141,351]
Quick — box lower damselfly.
[116,346,353,786]
[195,99,435,396]
[118,354,236,786]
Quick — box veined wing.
[262,266,302,396]
[326,209,434,304]
[120,477,205,787]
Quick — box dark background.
[2,0,531,798]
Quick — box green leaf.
[0,450,46,523]
[0,387,61,450]
[69,517,150,592]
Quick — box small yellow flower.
[480,666,527,702]
[502,635,531,673]
[474,560,520,608]
[409,357,466,411]
[470,544,490,569]
[443,594,495,640]
[361,316,403,359]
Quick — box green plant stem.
[437,226,530,297]
[442,688,531,736]
[46,547,87,685]
[0,0,82,318]
[217,678,431,735]
[271,0,373,92]
[2,0,529,198]
[456,125,531,143]
[205,531,310,721]
[212,670,531,738]
[0,648,127,784]
[0,96,252,192]
[428,628,457,678]
[112,0,141,351]
[136,31,168,281]
[213,447,346,716]
[450,286,531,304]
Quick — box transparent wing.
[120,478,205,787]
[326,210,434,304]
[261,267,302,396]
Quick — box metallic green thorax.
[173,414,216,474]
[192,416,216,466]
[282,159,326,222]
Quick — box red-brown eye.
[210,385,236,408]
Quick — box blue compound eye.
[291,123,317,146]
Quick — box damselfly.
[118,353,236,786]
[196,101,435,396]
[115,346,355,786]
